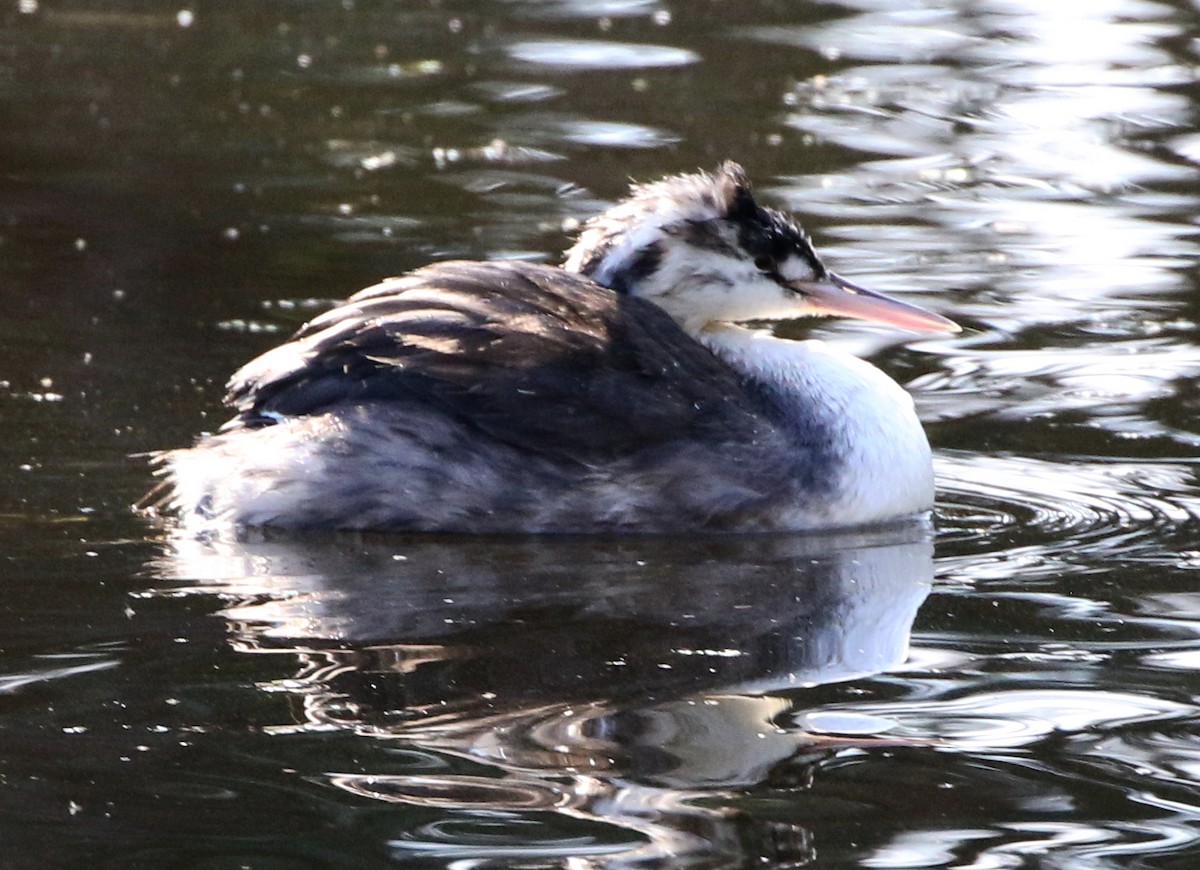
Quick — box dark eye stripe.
[734,204,825,278]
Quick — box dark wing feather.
[224,260,774,464]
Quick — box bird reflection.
[151,525,933,866]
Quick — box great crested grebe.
[149,162,959,533]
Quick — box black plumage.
[225,260,804,467]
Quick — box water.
[3,0,1200,866]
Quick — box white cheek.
[712,269,814,323]
[630,244,820,330]
[777,259,820,285]
[664,248,755,301]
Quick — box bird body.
[153,163,956,533]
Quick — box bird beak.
[788,273,960,334]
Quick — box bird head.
[563,162,958,335]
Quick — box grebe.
[150,162,958,533]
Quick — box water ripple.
[0,655,118,694]
[330,775,643,860]
[741,18,983,64]
[506,39,698,71]
[795,689,1195,751]
[916,337,1200,449]
[1087,723,1200,790]
[331,773,568,809]
[468,80,565,103]
[510,0,666,20]
[501,112,679,150]
[390,822,629,860]
[784,60,1190,189]
[935,452,1200,575]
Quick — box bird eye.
[754,254,774,273]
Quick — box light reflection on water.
[505,39,700,70]
[764,0,1198,340]
[6,0,1200,865]
[152,526,934,865]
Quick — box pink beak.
[789,273,960,334]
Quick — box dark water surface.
[4,0,1200,866]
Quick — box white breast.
[700,324,935,527]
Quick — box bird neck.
[696,323,822,400]
[696,323,914,418]
[696,323,935,524]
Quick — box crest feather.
[714,161,756,220]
